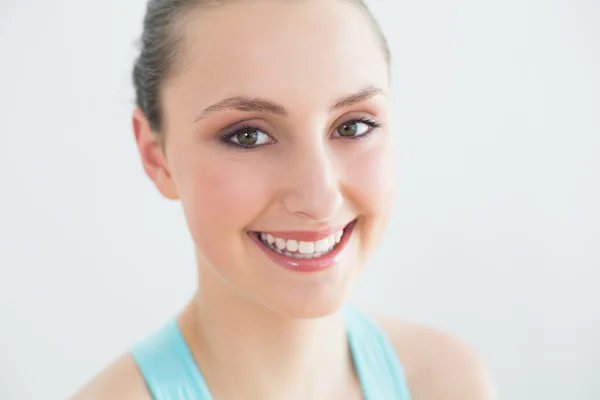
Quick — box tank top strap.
[131,319,213,400]
[132,309,411,400]
[344,306,413,400]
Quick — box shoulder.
[374,314,497,400]
[68,353,151,400]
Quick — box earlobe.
[132,108,179,200]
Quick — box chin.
[245,221,366,320]
[258,266,360,320]
[265,299,347,320]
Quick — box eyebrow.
[193,86,384,122]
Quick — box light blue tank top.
[131,307,412,399]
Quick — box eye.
[228,127,273,147]
[333,118,380,139]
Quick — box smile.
[249,220,356,272]
[258,228,344,259]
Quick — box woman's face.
[143,0,395,317]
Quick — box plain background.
[1,0,598,399]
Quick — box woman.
[73,0,496,398]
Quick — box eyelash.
[220,117,383,150]
[334,117,383,139]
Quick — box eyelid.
[330,113,383,137]
[332,110,380,125]
[218,118,273,137]
[216,112,383,150]
[219,121,277,149]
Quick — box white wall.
[0,1,598,399]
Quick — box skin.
[71,0,497,399]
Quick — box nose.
[280,144,344,223]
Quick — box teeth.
[286,240,299,252]
[328,234,335,247]
[275,238,286,250]
[335,231,343,243]
[298,241,315,254]
[314,238,330,252]
[258,226,347,259]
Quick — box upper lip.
[254,220,355,242]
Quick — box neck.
[178,268,360,400]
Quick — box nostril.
[281,188,344,222]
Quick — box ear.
[132,107,179,200]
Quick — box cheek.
[340,137,396,253]
[173,151,273,259]
[343,139,396,213]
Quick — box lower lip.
[249,221,356,273]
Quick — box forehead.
[165,0,389,114]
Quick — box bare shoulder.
[374,315,497,400]
[68,353,151,400]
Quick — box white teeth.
[327,234,335,247]
[286,240,299,252]
[258,227,348,259]
[275,238,286,250]
[335,231,343,243]
[298,241,315,254]
[314,238,330,252]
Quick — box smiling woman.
[70,0,496,399]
